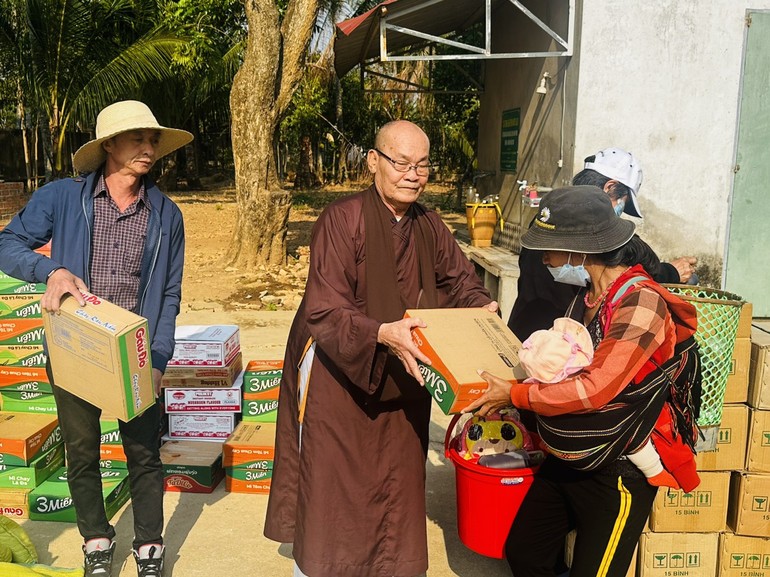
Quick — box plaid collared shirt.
[89,174,150,312]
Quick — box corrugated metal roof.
[334,0,493,77]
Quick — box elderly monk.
[265,120,496,577]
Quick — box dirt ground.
[173,180,467,314]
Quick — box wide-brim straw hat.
[73,100,193,173]
[521,185,635,254]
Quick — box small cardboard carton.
[28,467,130,523]
[0,366,52,393]
[242,360,283,394]
[0,488,31,519]
[43,292,155,421]
[696,404,749,472]
[164,378,242,413]
[223,422,275,468]
[0,319,45,346]
[169,325,240,367]
[749,324,770,409]
[637,532,719,577]
[718,532,770,577]
[225,467,272,494]
[161,440,224,493]
[728,472,770,537]
[746,409,770,473]
[0,412,60,466]
[0,295,42,319]
[404,308,525,414]
[0,390,57,414]
[648,471,730,533]
[0,443,64,489]
[0,344,46,367]
[163,352,243,382]
[168,413,237,440]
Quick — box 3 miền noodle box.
[43,292,154,421]
[404,308,525,414]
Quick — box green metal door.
[725,11,770,316]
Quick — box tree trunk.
[228,0,321,267]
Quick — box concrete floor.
[20,309,512,577]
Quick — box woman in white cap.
[0,100,192,577]
[463,186,701,577]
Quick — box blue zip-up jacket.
[0,171,185,373]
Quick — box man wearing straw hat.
[0,100,191,577]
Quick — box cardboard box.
[0,319,45,345]
[28,467,130,522]
[99,418,122,445]
[225,467,272,494]
[0,366,52,393]
[404,308,525,414]
[749,324,770,409]
[648,471,730,533]
[242,360,283,394]
[747,409,770,473]
[0,279,46,294]
[169,325,240,366]
[719,533,770,577]
[99,458,128,470]
[0,412,60,466]
[161,440,224,493]
[98,443,127,465]
[223,422,275,468]
[0,390,57,414]
[168,413,237,440]
[0,443,64,489]
[728,472,770,537]
[241,394,279,423]
[0,488,31,519]
[0,344,46,367]
[163,352,243,381]
[0,295,41,319]
[164,380,242,413]
[43,292,155,421]
[724,338,751,404]
[696,404,749,472]
[736,302,754,339]
[638,532,719,577]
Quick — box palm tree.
[0,0,187,182]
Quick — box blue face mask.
[614,198,626,217]
[547,254,590,287]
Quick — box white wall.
[575,1,770,263]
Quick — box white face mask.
[547,254,590,287]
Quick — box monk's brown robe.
[264,187,491,577]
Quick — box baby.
[518,317,677,488]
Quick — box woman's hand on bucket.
[461,370,515,416]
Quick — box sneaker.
[133,544,165,577]
[83,539,115,577]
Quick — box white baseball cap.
[584,147,643,218]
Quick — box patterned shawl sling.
[362,185,438,401]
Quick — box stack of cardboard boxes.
[0,412,62,520]
[631,303,770,577]
[159,325,243,494]
[0,245,54,414]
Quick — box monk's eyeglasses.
[373,149,431,176]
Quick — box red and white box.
[169,325,240,367]
[164,378,243,413]
[168,413,237,440]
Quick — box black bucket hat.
[520,185,635,254]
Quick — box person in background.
[0,100,190,577]
[464,186,699,577]
[507,147,697,342]
[264,120,496,577]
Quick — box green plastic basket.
[664,285,744,438]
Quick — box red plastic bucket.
[444,415,538,559]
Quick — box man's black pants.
[505,457,657,577]
[49,365,164,549]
